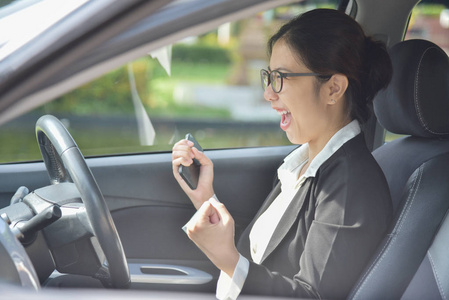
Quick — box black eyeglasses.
[260,69,323,93]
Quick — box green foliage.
[172,44,232,64]
[41,65,135,115]
[414,4,446,17]
[38,55,233,121]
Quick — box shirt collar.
[278,119,361,189]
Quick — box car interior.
[0,0,448,299]
[349,38,449,300]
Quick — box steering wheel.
[35,115,130,288]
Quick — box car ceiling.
[0,0,421,126]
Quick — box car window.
[384,2,449,143]
[0,1,337,163]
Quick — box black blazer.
[237,134,392,299]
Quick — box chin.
[285,132,299,145]
[286,130,309,145]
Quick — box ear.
[327,74,348,105]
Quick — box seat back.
[348,39,449,300]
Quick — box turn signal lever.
[12,205,62,243]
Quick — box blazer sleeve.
[240,152,391,299]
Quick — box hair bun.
[363,37,393,104]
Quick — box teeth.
[277,110,290,116]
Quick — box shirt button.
[252,244,257,254]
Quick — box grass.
[146,61,234,119]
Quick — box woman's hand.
[184,198,240,277]
[172,138,215,209]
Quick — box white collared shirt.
[216,120,361,300]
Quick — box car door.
[0,136,290,292]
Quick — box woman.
[172,9,392,299]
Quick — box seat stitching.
[414,46,449,135]
[351,165,424,299]
[392,166,423,234]
[427,251,446,300]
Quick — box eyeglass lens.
[260,69,282,93]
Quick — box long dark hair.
[268,9,392,123]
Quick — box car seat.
[348,39,449,300]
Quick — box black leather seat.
[348,39,449,300]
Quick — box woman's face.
[265,40,331,145]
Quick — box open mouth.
[277,110,292,130]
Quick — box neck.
[307,118,352,162]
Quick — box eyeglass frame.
[260,68,329,93]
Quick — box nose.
[264,84,279,102]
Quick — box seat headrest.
[374,39,449,138]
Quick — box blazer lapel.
[237,182,281,258]
[253,182,282,221]
[259,180,309,263]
